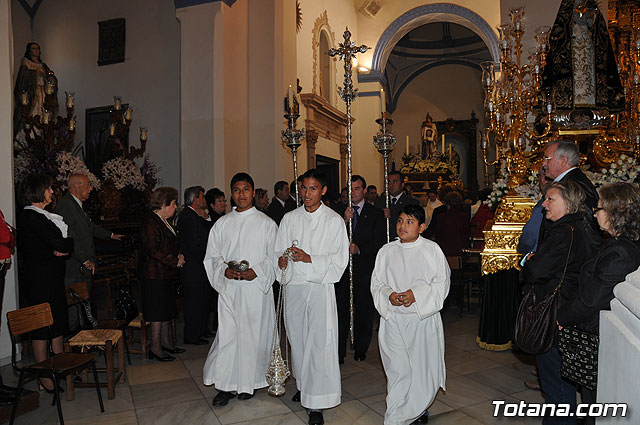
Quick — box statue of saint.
[541,0,624,112]
[420,113,439,160]
[13,42,58,136]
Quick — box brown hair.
[598,182,640,240]
[19,174,52,206]
[149,187,178,211]
[545,181,587,215]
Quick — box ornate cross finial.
[328,28,370,103]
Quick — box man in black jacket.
[374,171,420,241]
[178,186,214,345]
[539,140,598,241]
[266,180,295,225]
[336,175,386,362]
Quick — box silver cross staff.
[328,28,369,345]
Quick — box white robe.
[371,237,450,425]
[275,203,349,410]
[202,207,277,394]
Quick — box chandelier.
[481,7,552,190]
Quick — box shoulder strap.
[551,224,575,295]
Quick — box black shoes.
[354,351,366,362]
[161,345,186,354]
[237,392,254,400]
[411,410,429,424]
[308,410,324,425]
[212,390,236,406]
[184,338,209,345]
[292,390,301,402]
[148,350,176,362]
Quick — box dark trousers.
[335,276,375,358]
[183,278,212,343]
[537,347,577,425]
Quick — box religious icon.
[421,113,439,160]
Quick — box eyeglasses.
[593,207,604,214]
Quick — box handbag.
[558,326,599,391]
[513,224,574,354]
[69,287,98,330]
[114,285,139,323]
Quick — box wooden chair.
[6,303,104,425]
[65,283,128,399]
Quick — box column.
[306,129,318,169]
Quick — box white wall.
[12,0,181,188]
[0,0,16,365]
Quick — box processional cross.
[328,28,369,344]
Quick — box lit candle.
[114,96,122,111]
[380,89,386,116]
[140,127,148,141]
[69,117,76,132]
[442,134,445,154]
[124,107,132,121]
[21,91,28,106]
[65,91,74,109]
[288,85,293,113]
[406,135,409,155]
[109,123,116,136]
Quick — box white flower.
[56,152,101,190]
[101,158,146,190]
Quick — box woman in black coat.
[557,182,640,423]
[521,181,601,425]
[18,174,74,393]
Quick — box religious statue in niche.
[420,113,438,160]
[13,42,58,136]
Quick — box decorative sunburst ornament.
[296,0,303,33]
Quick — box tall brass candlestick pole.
[329,28,369,344]
[281,104,305,204]
[373,115,396,243]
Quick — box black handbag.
[69,288,98,331]
[558,326,599,391]
[513,224,574,355]
[114,286,139,323]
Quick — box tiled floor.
[1,305,546,424]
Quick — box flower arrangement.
[584,155,640,188]
[484,177,509,209]
[56,151,101,189]
[101,157,146,191]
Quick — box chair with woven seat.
[6,303,104,425]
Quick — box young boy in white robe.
[276,168,349,425]
[371,204,450,425]
[203,172,277,407]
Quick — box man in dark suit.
[374,170,420,241]
[266,180,295,225]
[336,175,386,362]
[178,186,214,345]
[54,174,122,328]
[539,140,598,241]
[288,178,302,208]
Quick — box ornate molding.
[300,93,352,144]
[306,129,319,169]
[370,3,500,74]
[311,11,336,98]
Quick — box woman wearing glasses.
[557,182,640,424]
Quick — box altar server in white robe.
[371,204,450,425]
[203,172,277,407]
[276,169,349,425]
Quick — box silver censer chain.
[266,240,298,396]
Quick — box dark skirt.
[141,278,178,322]
[22,261,69,340]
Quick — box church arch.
[368,3,500,79]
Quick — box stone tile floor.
[1,305,546,424]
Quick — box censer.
[266,241,298,396]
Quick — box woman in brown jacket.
[139,187,185,361]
